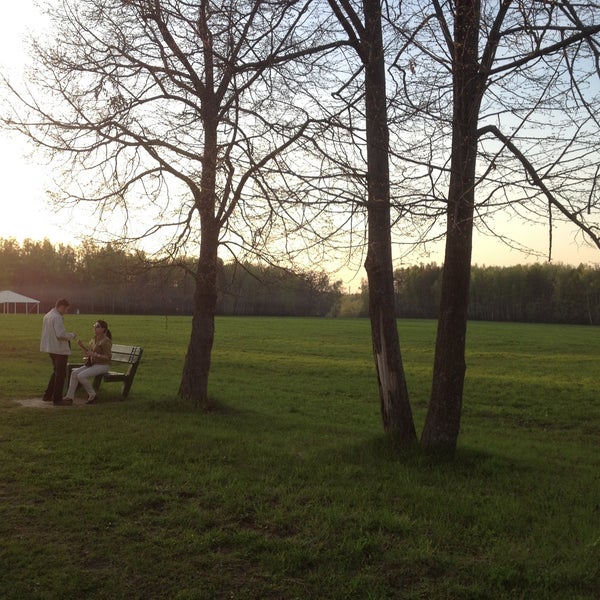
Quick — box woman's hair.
[95,319,112,340]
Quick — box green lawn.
[1,314,598,599]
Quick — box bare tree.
[3,0,342,407]
[320,0,417,444]
[392,0,600,452]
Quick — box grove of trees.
[394,262,600,325]
[0,238,343,316]
[2,237,598,324]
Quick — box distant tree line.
[1,239,598,323]
[0,239,342,316]
[338,262,600,325]
[392,262,600,325]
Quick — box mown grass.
[0,314,599,599]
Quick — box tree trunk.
[179,107,220,408]
[421,0,483,453]
[363,0,416,445]
[178,220,219,408]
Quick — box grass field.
[0,314,599,599]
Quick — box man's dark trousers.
[43,353,69,402]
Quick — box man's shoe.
[54,398,73,406]
[86,396,99,405]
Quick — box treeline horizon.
[391,262,600,325]
[1,238,599,324]
[0,238,342,317]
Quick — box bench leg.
[121,377,133,398]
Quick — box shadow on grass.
[329,433,537,484]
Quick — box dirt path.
[12,397,92,408]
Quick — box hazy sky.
[1,0,598,287]
[0,1,71,243]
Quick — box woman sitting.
[63,319,113,404]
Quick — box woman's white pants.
[65,364,110,399]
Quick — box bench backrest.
[110,344,144,365]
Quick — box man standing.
[40,298,77,406]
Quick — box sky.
[1,1,598,290]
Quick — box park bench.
[67,343,144,399]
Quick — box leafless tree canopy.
[6,1,598,270]
[390,0,600,259]
[5,1,354,266]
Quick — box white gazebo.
[0,290,40,314]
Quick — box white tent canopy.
[0,290,40,314]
